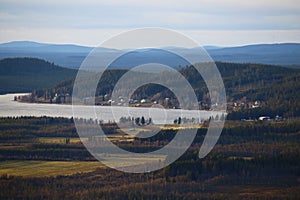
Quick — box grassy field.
[38,137,87,144]
[0,161,105,177]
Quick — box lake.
[0,93,221,124]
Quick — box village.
[14,92,284,123]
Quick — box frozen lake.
[0,93,222,124]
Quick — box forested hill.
[41,62,300,100]
[0,58,77,94]
[184,63,300,119]
[32,61,300,118]
[1,57,299,119]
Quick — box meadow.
[0,161,103,177]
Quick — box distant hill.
[0,41,93,69]
[0,41,299,69]
[0,57,77,94]
[207,43,300,67]
[0,41,92,52]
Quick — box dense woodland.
[27,60,300,119]
[0,58,77,94]
[0,117,299,199]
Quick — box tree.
[215,114,219,121]
[148,118,152,125]
[135,117,140,125]
[178,117,181,124]
[141,116,145,125]
[220,113,225,121]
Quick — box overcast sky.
[0,0,299,46]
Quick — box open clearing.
[0,161,105,177]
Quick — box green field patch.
[0,161,104,177]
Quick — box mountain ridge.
[0,41,299,69]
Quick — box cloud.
[1,0,300,29]
[0,0,299,45]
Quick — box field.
[0,161,104,177]
[38,137,87,144]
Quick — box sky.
[0,0,299,46]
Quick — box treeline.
[30,61,300,118]
[1,117,299,160]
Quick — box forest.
[0,58,77,94]
[26,61,300,119]
[0,116,299,199]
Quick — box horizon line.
[1,40,300,49]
